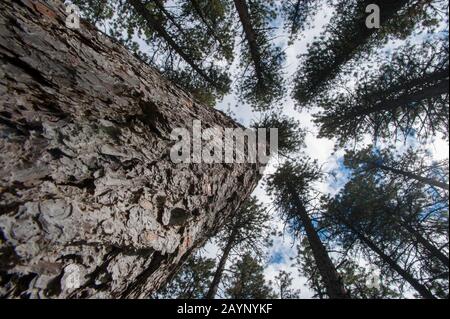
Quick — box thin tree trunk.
[0,0,261,298]
[205,227,238,299]
[233,0,264,83]
[152,0,190,41]
[334,73,449,125]
[290,0,303,35]
[338,218,436,299]
[293,197,349,299]
[401,222,449,266]
[127,0,220,89]
[374,163,449,190]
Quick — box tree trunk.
[334,72,449,126]
[293,197,349,299]
[205,227,237,299]
[233,0,264,83]
[0,0,261,299]
[344,224,436,299]
[126,0,219,89]
[374,163,449,190]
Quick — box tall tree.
[155,253,216,299]
[224,253,275,299]
[281,0,320,44]
[127,0,231,95]
[234,0,286,110]
[272,270,301,299]
[206,196,271,299]
[252,112,305,158]
[315,41,449,145]
[296,239,401,299]
[293,0,445,106]
[323,172,447,298]
[0,0,261,298]
[266,160,349,299]
[344,146,449,191]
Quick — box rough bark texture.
[0,0,261,298]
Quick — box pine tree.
[344,146,449,191]
[224,253,275,299]
[73,0,233,106]
[281,0,320,44]
[0,0,261,298]
[233,0,286,110]
[206,196,271,298]
[323,170,448,298]
[296,239,401,299]
[293,0,445,106]
[252,112,305,158]
[272,270,301,299]
[266,160,349,299]
[155,253,216,299]
[315,41,449,145]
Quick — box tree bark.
[293,197,349,299]
[0,0,261,298]
[205,227,238,299]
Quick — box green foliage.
[73,0,234,105]
[266,159,322,235]
[252,112,305,157]
[272,270,301,299]
[322,159,449,298]
[281,0,320,44]
[343,145,450,190]
[315,40,449,145]
[297,239,401,299]
[224,253,275,298]
[235,0,286,111]
[215,196,272,255]
[156,253,216,299]
[293,0,444,107]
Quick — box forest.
[0,0,448,300]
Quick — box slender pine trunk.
[340,220,436,299]
[375,163,449,190]
[127,0,219,88]
[401,222,449,266]
[0,0,260,298]
[205,228,238,299]
[293,197,349,299]
[233,0,264,82]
